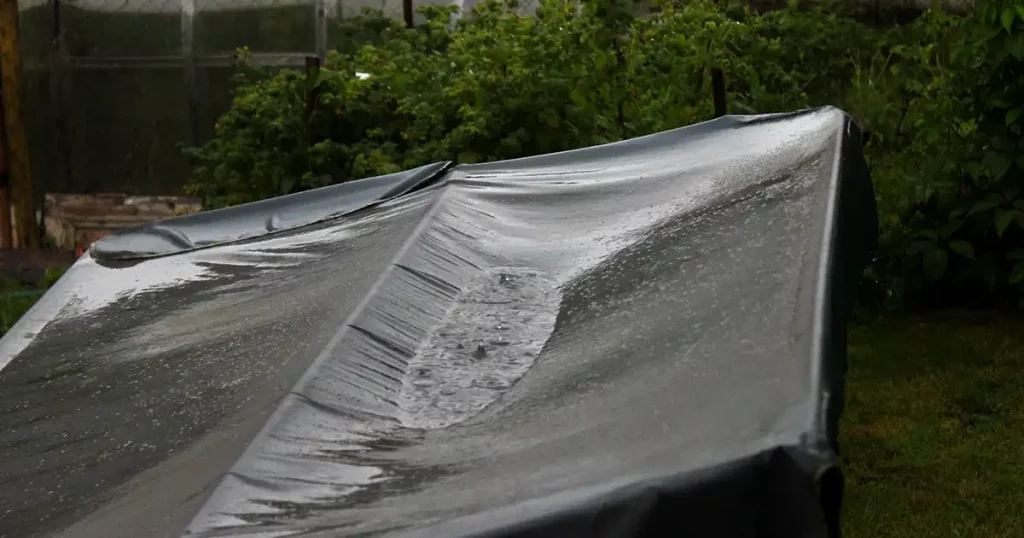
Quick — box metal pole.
[315,0,327,62]
[181,0,199,147]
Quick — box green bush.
[854,1,1024,309]
[185,0,1024,310]
[185,0,810,207]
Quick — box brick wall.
[43,193,201,251]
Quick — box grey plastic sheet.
[0,107,876,538]
[90,162,451,260]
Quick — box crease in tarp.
[182,185,473,533]
[89,161,453,262]
[184,177,569,533]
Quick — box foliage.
[185,0,807,207]
[859,0,1024,308]
[185,0,1024,309]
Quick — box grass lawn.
[0,270,66,336]
[843,314,1024,538]
[0,287,47,336]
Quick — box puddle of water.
[397,267,559,430]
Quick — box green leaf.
[1011,261,1024,284]
[970,199,1001,216]
[748,70,761,91]
[983,151,1013,180]
[996,210,1015,237]
[280,176,296,195]
[948,240,975,260]
[457,151,482,164]
[313,67,338,87]
[939,219,964,239]
[907,240,935,256]
[569,87,587,107]
[1004,8,1017,33]
[1005,183,1022,201]
[1011,35,1024,59]
[1008,108,1023,125]
[923,249,948,282]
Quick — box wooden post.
[303,55,321,128]
[0,186,11,248]
[711,68,727,118]
[0,103,11,248]
[49,0,70,195]
[403,0,414,28]
[0,0,38,247]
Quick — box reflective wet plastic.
[0,107,876,538]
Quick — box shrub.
[860,1,1024,309]
[185,0,809,207]
[185,0,1024,310]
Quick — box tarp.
[0,106,877,538]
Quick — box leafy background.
[184,0,1024,312]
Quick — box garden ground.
[844,315,1024,537]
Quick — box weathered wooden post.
[403,0,414,28]
[711,68,726,118]
[0,115,11,247]
[0,0,39,247]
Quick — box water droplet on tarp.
[498,272,521,289]
[472,377,511,390]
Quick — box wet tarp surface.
[0,107,876,538]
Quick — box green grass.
[0,287,45,335]
[843,314,1024,538]
[0,269,65,336]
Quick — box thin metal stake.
[181,0,199,147]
